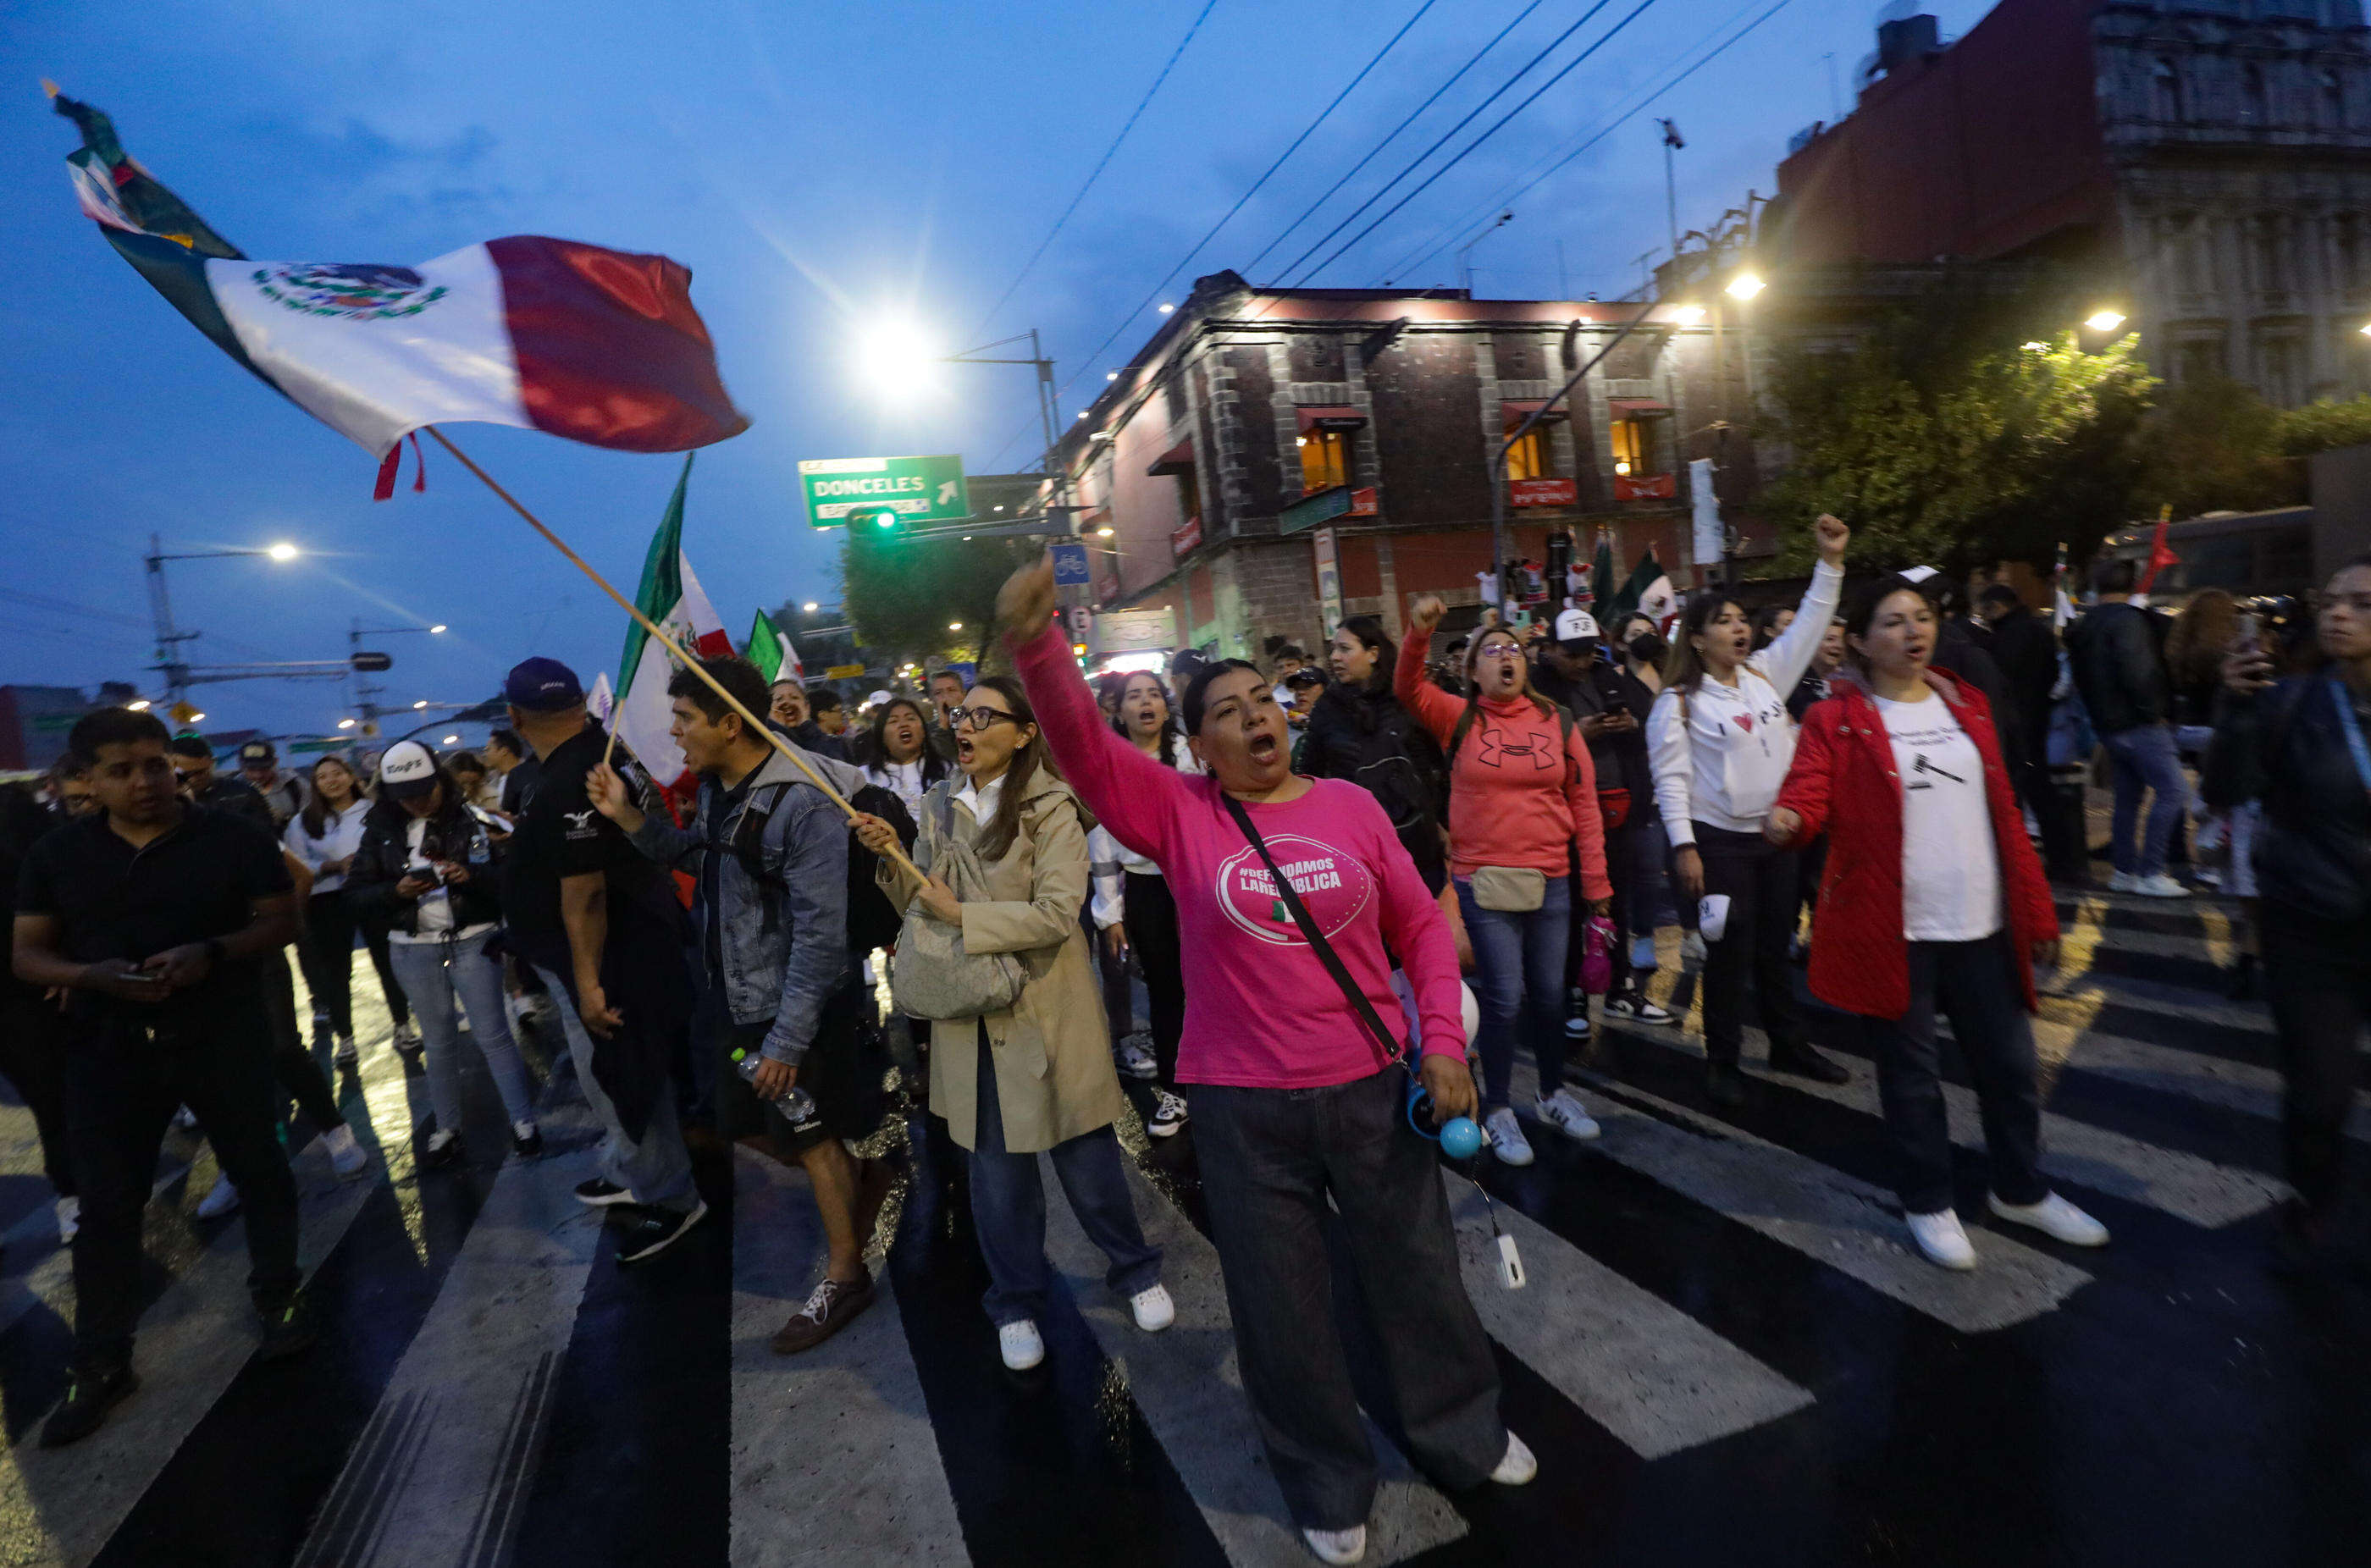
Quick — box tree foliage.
[1760,316,2156,574]
[2127,376,2296,519]
[2278,393,2371,458]
[840,526,1042,671]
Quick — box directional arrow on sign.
[937,481,959,506]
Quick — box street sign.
[1049,541,1092,586]
[350,650,393,672]
[824,664,866,680]
[1092,608,1177,654]
[1312,527,1345,637]
[798,455,968,528]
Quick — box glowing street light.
[1157,302,1175,314]
[2085,309,2127,334]
[1096,526,1115,538]
[428,623,447,634]
[1724,272,1766,302]
[126,699,151,712]
[948,621,964,632]
[337,718,356,730]
[186,711,205,723]
[1672,305,1707,326]
[443,734,459,745]
[412,700,428,710]
[265,541,301,562]
[854,319,939,398]
[803,601,820,613]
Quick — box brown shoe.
[771,1270,876,1355]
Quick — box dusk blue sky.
[1,0,1993,743]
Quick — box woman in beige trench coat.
[857,675,1170,1372]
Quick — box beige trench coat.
[881,769,1124,1154]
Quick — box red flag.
[2136,513,2180,595]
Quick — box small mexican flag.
[745,610,802,685]
[614,455,730,793]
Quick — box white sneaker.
[1116,1036,1158,1079]
[1489,1430,1538,1485]
[2108,870,2136,892]
[1605,994,1675,1024]
[998,1317,1045,1371]
[1129,1284,1174,1332]
[2128,873,2191,898]
[1484,1107,1534,1167]
[333,1034,358,1067]
[54,1195,78,1244]
[322,1123,369,1177]
[1987,1190,2110,1247]
[1302,1524,1367,1565]
[1905,1208,1977,1271]
[196,1171,241,1220]
[1147,1089,1190,1139]
[1534,1089,1601,1141]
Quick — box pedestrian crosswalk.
[0,884,2345,1568]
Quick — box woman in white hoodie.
[1648,514,1854,1106]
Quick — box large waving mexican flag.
[614,456,731,794]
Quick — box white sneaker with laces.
[54,1195,78,1244]
[2129,873,2191,898]
[322,1123,369,1177]
[1147,1089,1190,1138]
[998,1318,1045,1371]
[1489,1430,1538,1485]
[333,1034,358,1067]
[196,1171,241,1220]
[1987,1191,2110,1247]
[1534,1089,1601,1141]
[1116,1037,1158,1079]
[1302,1525,1367,1565]
[1905,1208,1977,1271]
[1484,1107,1534,1167]
[1563,1010,1592,1040]
[1129,1284,1174,1332]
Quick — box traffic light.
[848,505,901,532]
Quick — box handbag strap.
[1221,794,1403,1073]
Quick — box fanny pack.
[1467,865,1546,912]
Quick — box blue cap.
[503,657,584,712]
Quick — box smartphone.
[120,969,169,987]
[2234,611,2261,653]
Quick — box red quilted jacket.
[1776,670,2059,1020]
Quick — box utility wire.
[1379,0,1793,287]
[1238,0,1545,279]
[1269,0,1619,286]
[1288,0,1665,286]
[968,0,1222,340]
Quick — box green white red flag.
[615,456,730,792]
[745,610,801,685]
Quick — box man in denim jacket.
[589,654,879,1352]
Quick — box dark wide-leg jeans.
[1190,1063,1504,1532]
[66,998,301,1370]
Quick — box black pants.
[67,1000,301,1368]
[1190,1063,1503,1531]
[1121,872,1186,1088]
[0,991,75,1197]
[1857,936,2048,1215]
[2260,907,2371,1216]
[296,890,357,1037]
[1693,824,1804,1068]
[264,950,344,1131]
[360,919,411,1028]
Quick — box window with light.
[1505,423,1549,481]
[1298,428,1350,493]
[1610,417,1651,478]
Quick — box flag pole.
[423,427,925,883]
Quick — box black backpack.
[726,780,918,957]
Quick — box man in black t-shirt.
[500,658,705,1264]
[13,709,317,1447]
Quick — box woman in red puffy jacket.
[1768,576,2109,1273]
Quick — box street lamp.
[1672,305,1707,326]
[803,601,820,613]
[2086,309,2127,334]
[349,619,448,735]
[126,699,151,712]
[143,534,311,707]
[265,541,300,561]
[948,621,964,632]
[337,718,356,729]
[1724,272,1766,301]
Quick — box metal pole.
[145,533,186,709]
[1664,139,1679,261]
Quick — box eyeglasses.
[953,706,1019,732]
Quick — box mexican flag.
[1608,547,1672,622]
[745,610,802,685]
[615,455,731,792]
[53,90,746,478]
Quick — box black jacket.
[2207,675,2371,921]
[345,796,507,936]
[1298,680,1449,893]
[2066,600,2170,737]
[1986,604,2059,749]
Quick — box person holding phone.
[13,707,319,1447]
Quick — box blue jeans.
[1456,873,1572,1110]
[2102,722,2186,877]
[967,1024,1161,1327]
[389,928,539,1135]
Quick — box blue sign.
[1050,541,1092,586]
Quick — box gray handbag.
[888,785,1028,1020]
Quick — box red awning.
[1296,405,1366,433]
[1146,439,1195,477]
[1607,397,1672,417]
[1500,400,1570,422]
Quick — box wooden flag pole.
[423,427,926,884]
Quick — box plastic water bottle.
[733,1048,818,1129]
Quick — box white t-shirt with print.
[1876,693,2002,942]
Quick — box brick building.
[1045,272,1750,662]
[1765,0,2371,406]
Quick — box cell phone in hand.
[2235,611,2261,653]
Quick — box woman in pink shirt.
[997,555,1534,1566]
[1396,600,1614,1167]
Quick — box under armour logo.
[1475,726,1553,771]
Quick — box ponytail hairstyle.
[1664,593,1745,694]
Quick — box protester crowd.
[5,515,2368,1564]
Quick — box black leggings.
[1692,824,1804,1068]
[361,918,411,1028]
[298,890,356,1036]
[1122,872,1186,1089]
[2260,905,2371,1215]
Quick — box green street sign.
[798,455,969,529]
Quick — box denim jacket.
[626,744,859,1064]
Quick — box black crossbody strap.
[1221,795,1402,1072]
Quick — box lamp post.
[1456,211,1515,294]
[144,535,303,709]
[347,619,447,736]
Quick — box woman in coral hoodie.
[1769,576,2108,1273]
[1396,599,1612,1167]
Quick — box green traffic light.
[875,511,898,528]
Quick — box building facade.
[1046,273,1752,661]
[1769,0,2371,406]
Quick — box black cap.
[503,657,584,712]
[168,733,213,760]
[238,739,275,766]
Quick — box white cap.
[378,738,439,799]
[1554,607,1600,641]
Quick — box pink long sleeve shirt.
[1014,623,1466,1088]
[1394,628,1614,901]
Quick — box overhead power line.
[969,0,1222,340]
[1288,0,1666,286]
